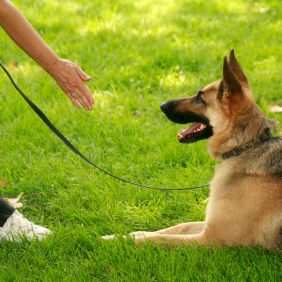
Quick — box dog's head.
[161,50,274,158]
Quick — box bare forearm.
[0,0,58,73]
[0,0,94,110]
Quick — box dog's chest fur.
[206,148,282,248]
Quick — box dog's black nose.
[160,102,170,113]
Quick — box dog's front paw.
[130,231,155,237]
[101,234,117,240]
[102,232,152,241]
[129,231,147,237]
[129,231,156,245]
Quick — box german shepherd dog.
[104,50,282,250]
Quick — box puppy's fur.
[104,50,282,250]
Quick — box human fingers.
[71,77,94,108]
[67,92,81,108]
[49,58,94,110]
[75,65,91,81]
[74,86,93,110]
[62,82,91,110]
[63,70,93,108]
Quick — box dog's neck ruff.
[222,128,273,160]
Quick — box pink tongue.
[180,123,201,135]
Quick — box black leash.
[0,63,209,191]
[222,128,273,159]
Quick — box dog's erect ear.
[222,56,242,97]
[229,49,249,87]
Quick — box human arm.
[0,0,93,109]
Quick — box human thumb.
[76,66,91,81]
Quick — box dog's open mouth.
[177,122,213,144]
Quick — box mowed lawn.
[0,0,282,280]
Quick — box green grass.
[0,0,281,280]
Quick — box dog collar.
[222,128,273,160]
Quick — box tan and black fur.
[103,50,282,250]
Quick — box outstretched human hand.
[0,1,94,110]
[48,58,94,110]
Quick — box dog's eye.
[195,91,205,104]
